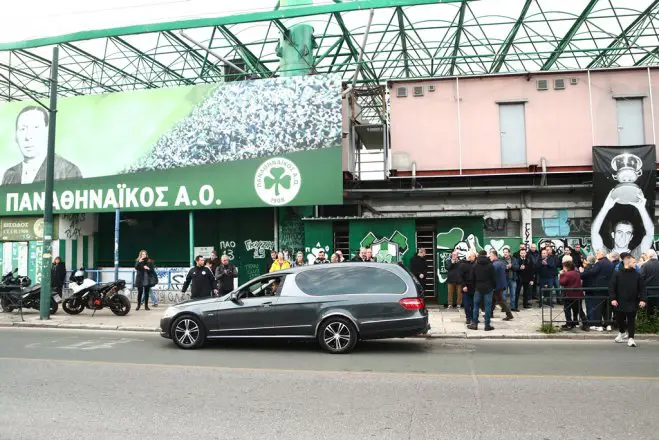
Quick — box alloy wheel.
[323,321,351,351]
[174,318,200,347]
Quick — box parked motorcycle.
[62,269,130,316]
[0,268,60,316]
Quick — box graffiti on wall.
[538,237,592,255]
[359,230,409,264]
[484,217,507,234]
[436,227,482,283]
[244,240,275,259]
[306,242,330,264]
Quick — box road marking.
[25,338,144,350]
[0,356,657,382]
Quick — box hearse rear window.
[295,266,407,296]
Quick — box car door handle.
[261,301,273,307]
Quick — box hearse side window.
[295,266,407,296]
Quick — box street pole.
[189,211,194,267]
[39,46,59,320]
[114,209,120,281]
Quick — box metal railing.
[539,286,659,327]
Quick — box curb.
[1,322,658,340]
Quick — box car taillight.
[399,297,425,310]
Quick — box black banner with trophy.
[591,145,656,260]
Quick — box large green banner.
[0,74,343,215]
[304,220,334,264]
[348,219,416,266]
[435,217,484,303]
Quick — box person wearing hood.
[490,250,514,321]
[609,252,647,347]
[467,250,497,331]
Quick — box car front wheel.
[318,317,357,354]
[171,315,206,349]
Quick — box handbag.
[148,270,159,287]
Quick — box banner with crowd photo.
[591,145,656,261]
[0,74,343,216]
[348,219,416,267]
[435,217,484,304]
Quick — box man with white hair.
[640,249,659,317]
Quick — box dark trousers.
[585,295,605,327]
[516,282,532,307]
[492,288,513,318]
[463,292,474,322]
[564,299,586,327]
[615,311,637,338]
[137,286,150,306]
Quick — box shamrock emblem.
[264,167,291,197]
[360,230,409,263]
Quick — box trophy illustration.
[608,153,644,204]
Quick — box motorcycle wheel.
[0,299,14,313]
[110,295,131,316]
[62,297,85,315]
[50,298,58,315]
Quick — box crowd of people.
[124,75,342,174]
[439,242,656,347]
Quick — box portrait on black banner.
[591,145,656,260]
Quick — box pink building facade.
[389,67,659,176]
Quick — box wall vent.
[413,86,424,97]
[396,87,408,97]
[554,78,566,90]
[536,79,548,91]
[427,85,436,92]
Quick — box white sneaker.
[589,326,597,330]
[606,325,612,331]
[614,332,629,343]
[627,338,637,348]
[447,305,454,310]
[595,326,604,332]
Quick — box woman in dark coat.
[134,250,155,310]
[51,257,67,295]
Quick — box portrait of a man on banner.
[591,146,656,260]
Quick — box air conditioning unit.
[570,77,578,86]
[427,85,436,92]
[413,86,424,97]
[554,78,566,90]
[396,87,408,97]
[536,79,548,91]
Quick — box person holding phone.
[134,249,154,310]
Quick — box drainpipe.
[587,70,595,145]
[648,67,656,145]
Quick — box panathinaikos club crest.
[360,230,409,263]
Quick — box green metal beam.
[0,0,465,51]
[588,0,659,68]
[216,25,272,77]
[449,1,467,76]
[490,0,532,73]
[541,0,599,70]
[111,36,195,84]
[635,47,659,66]
[396,7,411,78]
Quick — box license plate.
[53,295,62,303]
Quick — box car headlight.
[162,306,177,319]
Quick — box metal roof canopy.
[1,0,658,122]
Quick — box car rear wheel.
[318,317,357,354]
[171,315,206,349]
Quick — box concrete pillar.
[521,208,533,245]
[277,0,315,76]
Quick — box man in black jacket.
[182,256,218,299]
[410,248,427,284]
[459,251,476,325]
[445,251,462,309]
[640,249,659,317]
[467,250,496,331]
[215,254,238,296]
[610,253,647,347]
[515,248,535,309]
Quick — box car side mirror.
[230,292,240,302]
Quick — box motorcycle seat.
[22,285,41,294]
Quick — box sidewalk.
[0,305,657,340]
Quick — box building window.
[498,103,527,166]
[616,98,645,146]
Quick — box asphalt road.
[0,329,657,440]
